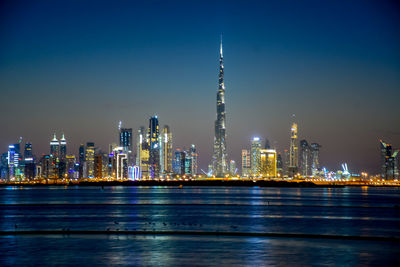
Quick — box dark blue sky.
[1,0,399,173]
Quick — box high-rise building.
[288,122,298,177]
[189,144,198,175]
[310,143,321,176]
[229,160,236,176]
[160,125,173,175]
[212,38,228,177]
[58,134,67,179]
[250,137,262,177]
[299,140,311,177]
[60,134,67,160]
[173,150,185,175]
[277,153,283,177]
[78,144,85,179]
[0,153,8,180]
[40,155,51,180]
[49,134,60,179]
[148,116,160,178]
[241,149,251,177]
[24,143,35,180]
[380,140,399,180]
[119,126,133,165]
[283,149,290,177]
[24,143,33,161]
[65,155,78,180]
[260,149,277,177]
[136,126,150,179]
[7,145,17,180]
[85,142,95,179]
[50,134,60,159]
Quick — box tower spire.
[220,34,223,58]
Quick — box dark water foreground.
[1,186,399,266]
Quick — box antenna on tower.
[220,34,223,57]
[118,121,122,131]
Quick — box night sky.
[1,0,399,174]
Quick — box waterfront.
[1,186,400,266]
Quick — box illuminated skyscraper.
[288,122,298,177]
[49,134,59,178]
[190,144,198,175]
[136,126,149,178]
[24,143,33,161]
[85,142,95,178]
[60,134,67,161]
[7,145,17,180]
[173,150,185,175]
[160,125,173,175]
[260,149,277,177]
[299,140,311,177]
[58,134,67,178]
[241,149,251,176]
[250,137,262,177]
[277,153,283,177]
[148,116,160,178]
[212,38,228,177]
[50,134,60,159]
[24,143,35,180]
[229,160,236,176]
[310,143,321,176]
[380,140,399,180]
[119,126,133,165]
[78,144,85,179]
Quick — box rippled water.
[1,186,399,266]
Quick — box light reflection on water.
[0,186,400,265]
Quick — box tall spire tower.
[212,36,228,177]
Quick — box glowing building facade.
[160,125,173,175]
[260,149,277,177]
[250,137,262,176]
[241,149,251,176]
[288,122,298,177]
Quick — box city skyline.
[1,0,399,173]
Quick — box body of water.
[1,186,399,266]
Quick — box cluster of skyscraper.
[1,39,398,182]
[241,121,321,178]
[0,115,201,181]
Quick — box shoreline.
[1,179,397,187]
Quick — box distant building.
[310,143,321,176]
[136,126,150,179]
[250,137,262,176]
[288,122,298,177]
[24,142,35,180]
[229,160,236,176]
[260,149,277,177]
[299,140,311,177]
[277,153,283,177]
[148,116,160,178]
[78,144,85,179]
[119,127,133,165]
[173,150,185,175]
[380,140,399,180]
[160,125,173,175]
[241,149,251,176]
[189,144,198,175]
[85,142,95,178]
